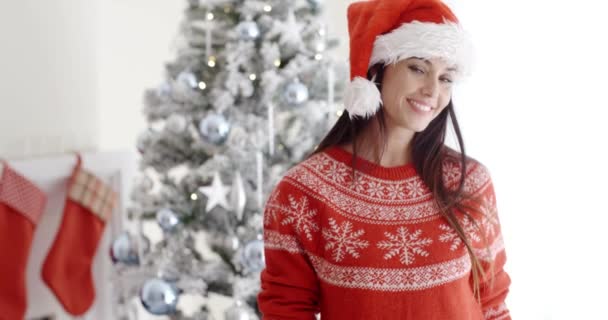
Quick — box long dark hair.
[309,63,495,302]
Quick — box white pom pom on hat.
[344,0,473,119]
[344,76,383,120]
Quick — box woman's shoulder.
[442,146,493,193]
[443,145,487,170]
[286,149,331,175]
[271,151,328,194]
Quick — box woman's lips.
[407,98,433,114]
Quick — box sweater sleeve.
[257,178,321,320]
[473,167,512,320]
[479,249,511,320]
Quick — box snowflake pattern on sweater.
[258,146,512,320]
[377,226,433,265]
[279,194,319,241]
[323,218,369,262]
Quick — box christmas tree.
[110,0,346,319]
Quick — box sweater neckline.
[323,145,418,181]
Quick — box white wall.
[0,0,183,159]
[0,0,100,159]
[96,0,183,153]
[2,0,608,319]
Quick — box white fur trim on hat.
[344,76,383,119]
[370,20,473,78]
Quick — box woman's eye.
[408,65,424,74]
[441,77,453,84]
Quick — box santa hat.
[344,0,473,119]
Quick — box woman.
[257,0,512,319]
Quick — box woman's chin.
[393,119,431,133]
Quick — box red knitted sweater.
[258,145,512,320]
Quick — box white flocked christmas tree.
[110,0,347,319]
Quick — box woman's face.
[379,57,456,132]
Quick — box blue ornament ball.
[156,208,180,233]
[110,232,139,266]
[199,114,231,145]
[307,0,323,10]
[140,278,180,315]
[177,71,198,89]
[283,80,309,106]
[242,239,265,273]
[236,21,260,41]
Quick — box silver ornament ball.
[208,232,240,256]
[283,80,309,106]
[241,239,266,273]
[110,232,139,266]
[177,71,199,89]
[225,234,241,252]
[140,278,180,315]
[199,114,231,145]
[219,234,241,256]
[236,21,260,41]
[156,208,180,233]
[307,0,323,10]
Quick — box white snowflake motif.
[280,194,320,241]
[327,161,349,184]
[323,218,369,262]
[263,189,283,226]
[405,179,427,198]
[442,161,462,184]
[366,180,385,198]
[479,195,499,238]
[438,215,482,251]
[351,177,367,194]
[310,155,332,172]
[377,227,433,265]
[386,183,406,200]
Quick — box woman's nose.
[421,77,439,98]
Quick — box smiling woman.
[257,0,512,319]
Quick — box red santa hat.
[344,0,473,119]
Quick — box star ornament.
[266,10,303,48]
[199,172,231,212]
[280,10,302,46]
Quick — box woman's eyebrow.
[416,58,458,72]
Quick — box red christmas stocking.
[0,162,47,320]
[41,155,117,315]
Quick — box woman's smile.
[404,98,435,116]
